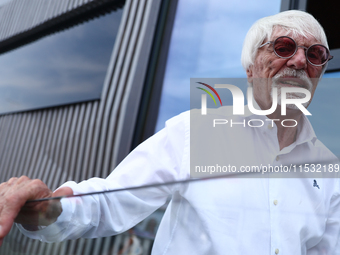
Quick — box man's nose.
[286,47,307,70]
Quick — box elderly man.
[0,10,339,255]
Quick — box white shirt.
[19,107,340,255]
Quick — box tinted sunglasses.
[259,36,333,66]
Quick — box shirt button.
[276,156,279,161]
[275,248,279,254]
[267,124,273,129]
[273,200,278,205]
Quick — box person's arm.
[14,111,189,242]
[0,176,72,246]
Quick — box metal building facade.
[0,0,176,254]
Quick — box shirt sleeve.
[17,111,190,242]
[311,179,340,254]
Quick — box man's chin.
[277,96,311,111]
[283,104,308,111]
[274,86,311,110]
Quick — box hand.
[0,176,73,246]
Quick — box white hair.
[241,10,329,73]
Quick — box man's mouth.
[277,78,307,89]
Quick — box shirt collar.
[295,114,317,146]
[245,99,317,145]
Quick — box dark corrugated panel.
[0,0,125,54]
[0,0,161,253]
[93,0,140,177]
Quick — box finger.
[34,187,73,225]
[15,187,74,226]
[6,177,18,185]
[0,194,25,241]
[0,177,52,239]
[0,179,27,238]
[52,187,73,198]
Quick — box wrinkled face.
[246,27,324,112]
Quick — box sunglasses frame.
[259,36,333,67]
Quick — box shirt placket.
[266,121,283,254]
[268,167,282,254]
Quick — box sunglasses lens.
[307,45,329,65]
[274,37,296,58]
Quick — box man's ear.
[246,66,253,84]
